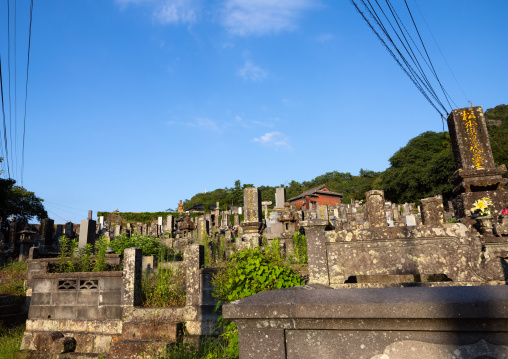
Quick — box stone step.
[21,351,104,358]
[109,340,169,358]
[121,321,183,342]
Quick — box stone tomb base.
[224,285,508,359]
[452,189,508,219]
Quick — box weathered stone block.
[32,279,53,293]
[99,290,122,305]
[77,306,98,320]
[73,333,94,353]
[33,331,64,353]
[77,291,99,306]
[31,292,51,305]
[52,336,76,354]
[185,244,204,307]
[98,306,123,319]
[28,305,55,320]
[99,276,123,291]
[301,219,329,286]
[365,190,387,228]
[420,196,445,226]
[121,321,182,342]
[122,247,142,307]
[53,306,76,320]
[53,291,77,305]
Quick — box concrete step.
[121,321,183,342]
[109,340,169,358]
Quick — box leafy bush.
[210,246,304,358]
[110,234,175,257]
[292,233,308,264]
[212,246,304,303]
[53,236,117,273]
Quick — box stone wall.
[21,245,220,356]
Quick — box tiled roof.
[288,184,343,202]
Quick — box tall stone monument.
[79,211,96,248]
[448,106,508,218]
[239,187,263,249]
[275,187,286,210]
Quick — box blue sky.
[0,0,507,223]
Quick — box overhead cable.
[22,0,34,186]
[0,57,11,178]
[350,0,445,117]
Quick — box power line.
[403,0,453,111]
[46,209,69,222]
[1,56,11,178]
[45,203,85,218]
[21,0,34,186]
[351,0,456,118]
[14,0,18,181]
[411,0,468,105]
[7,0,14,180]
[44,200,88,212]
[351,0,445,117]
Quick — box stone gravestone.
[420,196,445,226]
[166,215,174,235]
[392,204,400,221]
[221,214,229,228]
[275,187,286,210]
[55,224,63,242]
[261,201,272,219]
[114,225,121,237]
[365,190,387,228]
[197,218,209,242]
[317,205,329,222]
[239,187,262,249]
[40,218,55,245]
[79,218,96,248]
[234,214,239,226]
[406,215,417,227]
[448,106,508,218]
[65,221,74,239]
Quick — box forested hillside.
[182,105,508,209]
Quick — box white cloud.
[116,0,199,25]
[316,33,333,43]
[222,0,317,36]
[186,117,222,133]
[237,61,268,82]
[253,131,291,150]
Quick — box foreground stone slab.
[224,285,508,359]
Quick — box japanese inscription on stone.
[447,106,495,171]
[462,109,485,169]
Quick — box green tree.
[0,165,47,231]
[485,104,508,169]
[380,131,454,203]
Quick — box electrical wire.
[14,0,18,181]
[412,0,469,105]
[45,203,85,219]
[44,200,88,212]
[7,0,14,180]
[403,0,453,112]
[351,0,445,117]
[351,0,460,120]
[21,0,34,186]
[46,209,69,222]
[0,56,11,178]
